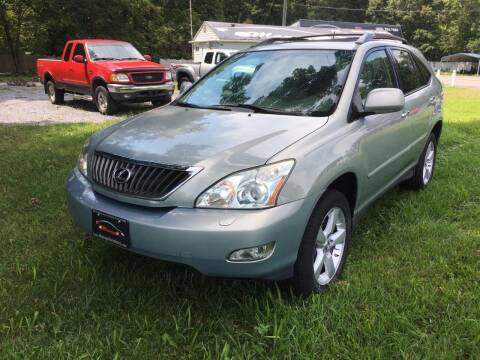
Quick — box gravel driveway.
[0,85,155,125]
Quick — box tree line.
[1,0,479,72]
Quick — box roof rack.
[251,31,408,48]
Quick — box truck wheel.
[46,81,64,104]
[152,95,172,107]
[293,190,352,296]
[177,76,190,91]
[94,86,119,115]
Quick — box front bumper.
[107,83,175,102]
[66,168,316,280]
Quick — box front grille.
[91,152,194,199]
[130,72,164,83]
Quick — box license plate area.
[92,210,130,248]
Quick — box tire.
[152,95,172,107]
[177,76,190,91]
[293,189,352,296]
[94,85,119,115]
[401,133,437,191]
[46,80,64,104]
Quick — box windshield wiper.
[222,103,304,116]
[175,101,232,111]
[119,57,143,60]
[94,57,119,61]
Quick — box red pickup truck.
[37,39,174,114]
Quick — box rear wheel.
[177,76,190,91]
[293,190,352,296]
[46,80,64,104]
[401,133,437,190]
[94,86,119,115]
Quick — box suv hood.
[96,105,327,169]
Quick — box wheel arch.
[431,120,442,143]
[43,72,55,93]
[91,76,108,95]
[325,172,358,216]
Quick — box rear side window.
[73,43,86,59]
[390,49,423,94]
[204,52,213,64]
[63,43,73,61]
[358,49,396,100]
[413,55,432,86]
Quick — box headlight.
[196,160,294,209]
[78,139,89,177]
[110,73,130,83]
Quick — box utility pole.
[189,0,193,39]
[282,0,287,26]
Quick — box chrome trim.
[107,82,175,94]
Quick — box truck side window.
[357,49,396,101]
[72,44,86,60]
[390,49,423,94]
[204,52,213,64]
[63,43,73,61]
[215,52,227,64]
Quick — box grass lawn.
[0,87,479,359]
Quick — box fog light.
[228,242,275,262]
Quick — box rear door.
[199,51,214,76]
[389,48,434,160]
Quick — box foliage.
[0,0,479,65]
[0,87,479,357]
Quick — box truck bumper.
[66,168,316,280]
[107,83,175,103]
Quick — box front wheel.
[46,80,64,104]
[94,86,119,115]
[293,190,352,296]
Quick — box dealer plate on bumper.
[92,210,130,248]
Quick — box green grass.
[0,88,479,359]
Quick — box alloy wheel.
[423,141,435,184]
[97,91,107,113]
[313,207,347,285]
[48,83,55,102]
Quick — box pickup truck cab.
[37,39,175,114]
[172,49,236,90]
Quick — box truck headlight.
[110,73,130,83]
[78,139,89,177]
[196,160,294,209]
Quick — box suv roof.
[249,30,407,52]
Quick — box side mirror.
[144,54,152,61]
[73,55,85,63]
[364,88,405,114]
[180,81,193,94]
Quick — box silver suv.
[67,31,443,295]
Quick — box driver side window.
[357,49,396,101]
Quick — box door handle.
[401,111,410,118]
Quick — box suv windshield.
[88,42,144,61]
[179,49,354,116]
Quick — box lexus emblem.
[113,168,132,183]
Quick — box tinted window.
[413,55,431,86]
[180,49,355,116]
[73,43,86,59]
[358,49,396,100]
[391,49,423,93]
[63,43,73,61]
[88,42,143,61]
[204,52,213,64]
[215,52,227,64]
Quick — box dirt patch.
[0,85,154,125]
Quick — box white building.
[190,21,323,62]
